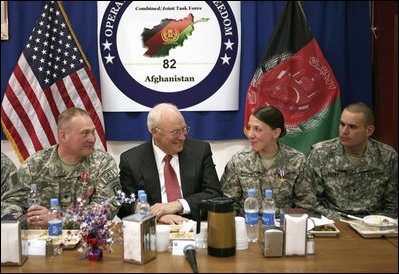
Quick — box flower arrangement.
[64,188,135,262]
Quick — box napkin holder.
[122,213,156,265]
[263,226,284,257]
[284,213,308,256]
[1,214,27,266]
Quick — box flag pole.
[297,1,307,20]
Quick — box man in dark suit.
[117,103,221,224]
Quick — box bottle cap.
[248,189,255,197]
[140,193,147,201]
[266,190,273,196]
[31,184,37,190]
[50,198,58,206]
[138,190,145,196]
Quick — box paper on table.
[308,215,335,231]
[172,240,196,256]
[23,239,46,256]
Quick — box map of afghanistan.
[141,13,209,57]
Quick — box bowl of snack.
[310,224,340,237]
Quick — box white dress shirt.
[152,140,191,215]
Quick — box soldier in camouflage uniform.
[1,152,17,202]
[1,108,121,228]
[301,102,398,219]
[221,106,310,217]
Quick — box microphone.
[183,244,198,273]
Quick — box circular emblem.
[161,28,179,44]
[99,1,238,109]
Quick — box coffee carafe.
[196,197,236,257]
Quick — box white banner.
[97,1,241,111]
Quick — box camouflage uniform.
[1,145,121,228]
[221,143,309,217]
[1,152,17,202]
[303,137,398,219]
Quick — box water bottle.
[261,190,276,251]
[137,193,150,216]
[27,184,41,208]
[262,190,276,228]
[244,189,259,242]
[48,198,62,236]
[134,190,145,213]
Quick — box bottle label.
[48,221,62,236]
[280,212,285,227]
[262,212,275,226]
[27,200,38,209]
[245,211,258,225]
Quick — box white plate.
[362,215,397,226]
[169,232,195,240]
[348,220,398,238]
[23,229,81,249]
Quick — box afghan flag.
[141,13,208,58]
[244,1,341,155]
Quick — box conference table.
[1,220,397,273]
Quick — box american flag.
[1,1,107,162]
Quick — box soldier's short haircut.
[58,107,90,130]
[344,102,375,127]
[252,105,287,138]
[147,103,179,133]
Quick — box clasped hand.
[150,201,188,225]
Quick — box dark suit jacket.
[117,138,221,220]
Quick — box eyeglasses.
[156,126,190,137]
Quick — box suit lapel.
[179,142,195,196]
[141,142,162,203]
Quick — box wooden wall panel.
[372,1,398,152]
